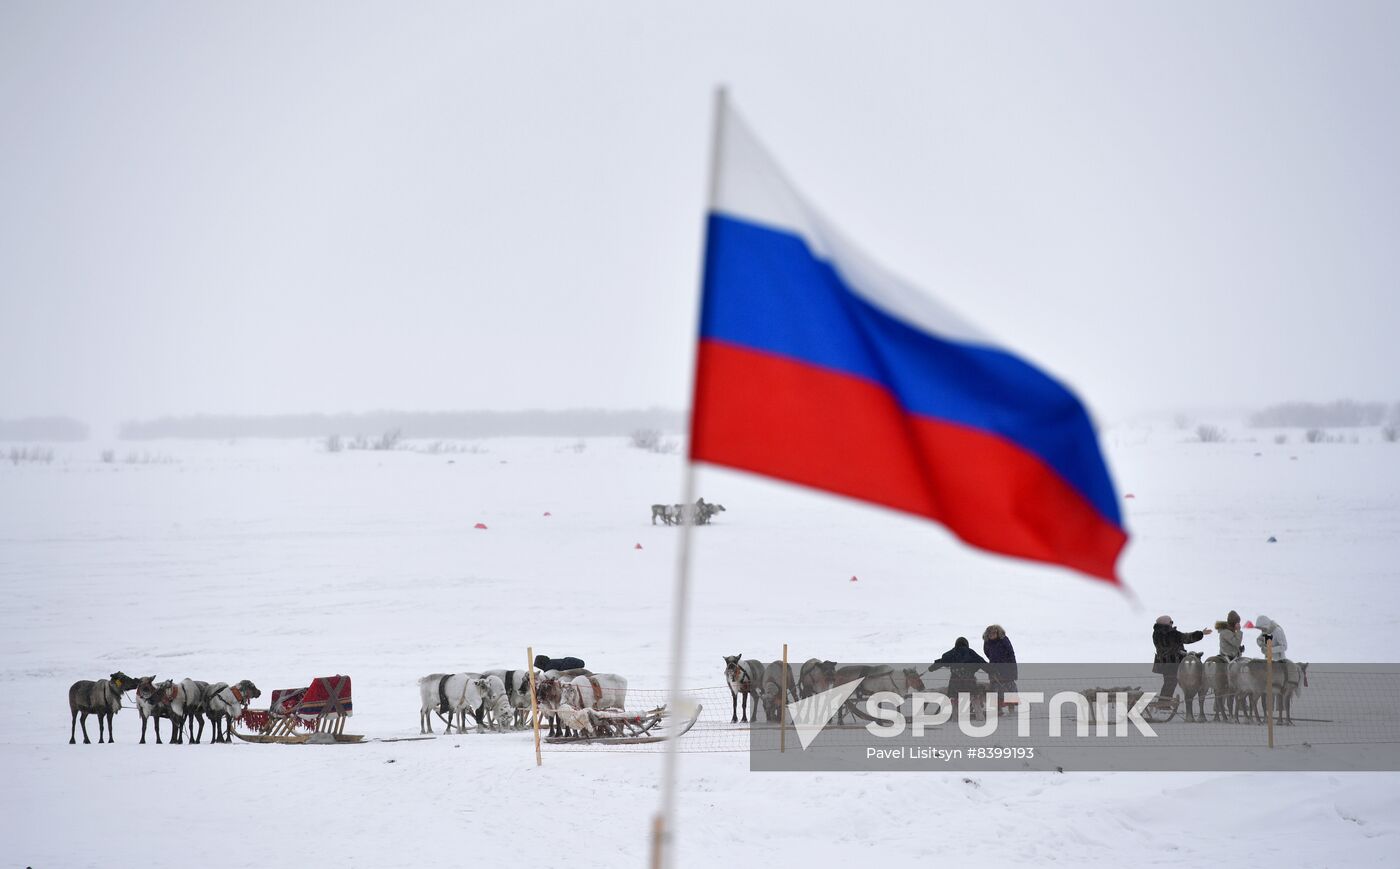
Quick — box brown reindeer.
[798,659,837,700]
[535,676,564,737]
[68,672,133,744]
[758,660,798,722]
[134,676,181,744]
[1178,652,1208,722]
[723,655,764,723]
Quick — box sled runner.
[1139,694,1179,724]
[544,703,703,745]
[234,675,363,744]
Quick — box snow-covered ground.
[3,427,1398,866]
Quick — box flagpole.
[652,84,727,869]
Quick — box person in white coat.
[1253,614,1298,687]
[1254,615,1288,658]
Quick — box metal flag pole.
[1265,638,1275,749]
[780,642,789,753]
[652,84,727,869]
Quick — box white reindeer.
[481,668,536,729]
[554,705,597,737]
[560,673,628,713]
[205,680,260,743]
[486,693,514,732]
[418,673,489,734]
[475,674,510,732]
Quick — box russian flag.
[690,100,1128,583]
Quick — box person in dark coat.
[534,655,586,672]
[1152,615,1211,701]
[982,624,1018,712]
[928,637,988,709]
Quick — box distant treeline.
[1249,400,1399,429]
[118,409,685,440]
[0,416,90,441]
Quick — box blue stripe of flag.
[700,212,1122,529]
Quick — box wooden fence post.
[528,646,542,766]
[780,643,789,753]
[1265,638,1275,749]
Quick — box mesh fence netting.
[533,664,1400,770]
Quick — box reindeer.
[554,705,598,738]
[482,669,534,729]
[723,655,764,723]
[1276,661,1309,725]
[798,659,837,699]
[134,676,188,743]
[1177,652,1208,722]
[418,673,448,734]
[180,680,211,743]
[205,680,260,742]
[1204,656,1234,722]
[1236,659,1309,725]
[426,673,492,734]
[832,664,905,724]
[485,691,515,733]
[1228,657,1263,724]
[533,676,566,736]
[68,672,133,744]
[474,674,510,732]
[538,674,625,739]
[884,668,931,718]
[758,660,799,722]
[667,499,725,526]
[559,673,627,714]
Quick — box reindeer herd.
[724,655,928,725]
[63,651,1311,747]
[417,667,628,739]
[724,653,1314,728]
[66,496,726,747]
[1173,651,1310,725]
[650,497,726,526]
[67,672,261,745]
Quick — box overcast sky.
[2,2,1396,431]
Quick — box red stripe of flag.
[691,339,1126,582]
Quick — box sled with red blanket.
[233,675,362,744]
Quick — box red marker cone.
[1244,620,1255,630]
[474,522,488,530]
[850,575,859,582]
[635,543,643,550]
[543,512,552,517]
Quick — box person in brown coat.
[1152,615,1212,701]
[1214,610,1243,661]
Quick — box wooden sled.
[234,675,364,744]
[545,703,703,745]
[232,730,312,745]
